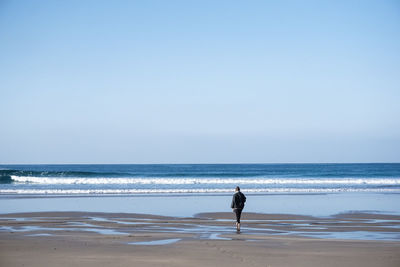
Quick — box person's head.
[235,186,240,192]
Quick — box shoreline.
[1,211,400,267]
[1,192,400,217]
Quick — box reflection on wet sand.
[1,211,400,243]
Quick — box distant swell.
[0,169,273,180]
[9,176,400,185]
[0,169,129,179]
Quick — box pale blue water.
[1,193,400,216]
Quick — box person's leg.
[237,209,242,231]
[234,209,240,230]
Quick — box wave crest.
[9,176,400,185]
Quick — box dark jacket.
[231,191,246,209]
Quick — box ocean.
[1,163,399,195]
[1,163,399,217]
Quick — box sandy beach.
[2,0,400,264]
[1,211,399,267]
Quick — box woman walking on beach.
[231,186,246,231]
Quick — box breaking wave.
[8,176,400,185]
[1,188,400,195]
[1,164,400,195]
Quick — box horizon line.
[1,162,399,165]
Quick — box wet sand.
[1,212,400,266]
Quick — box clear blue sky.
[1,0,399,163]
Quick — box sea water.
[1,163,399,194]
[0,164,399,216]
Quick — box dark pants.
[233,208,243,223]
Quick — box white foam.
[9,176,400,185]
[1,188,400,195]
